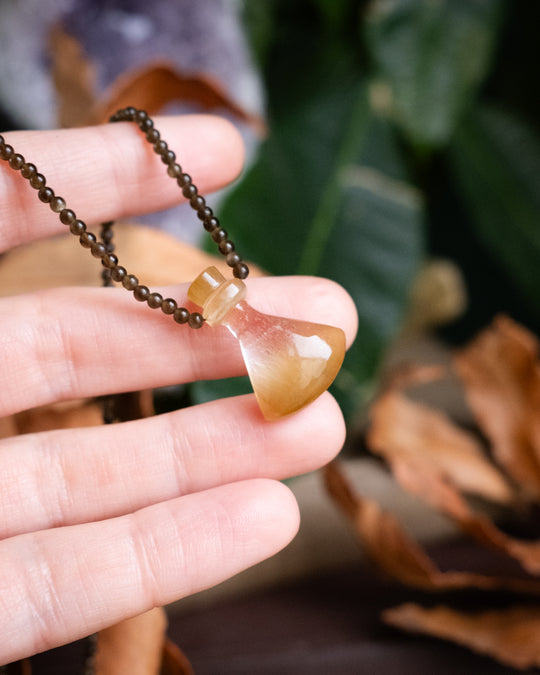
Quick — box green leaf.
[449,105,540,319]
[364,0,505,147]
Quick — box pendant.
[188,267,346,420]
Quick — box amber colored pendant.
[188,267,346,420]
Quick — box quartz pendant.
[188,267,346,420]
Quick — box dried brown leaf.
[49,25,98,128]
[368,391,513,504]
[95,608,167,675]
[383,603,540,670]
[324,463,540,593]
[455,315,540,499]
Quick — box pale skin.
[0,116,357,662]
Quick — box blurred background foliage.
[197,0,540,420]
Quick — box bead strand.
[0,107,250,329]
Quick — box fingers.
[0,392,344,539]
[0,479,299,661]
[0,276,357,416]
[0,115,244,253]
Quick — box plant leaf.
[449,106,540,320]
[364,0,504,146]
[383,604,540,670]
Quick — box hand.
[0,116,357,662]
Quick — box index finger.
[0,115,244,253]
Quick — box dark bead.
[38,186,54,203]
[101,225,114,242]
[203,216,219,232]
[197,206,213,222]
[0,134,4,145]
[190,195,205,210]
[79,231,96,248]
[21,162,37,178]
[226,251,241,267]
[146,128,160,143]
[173,307,190,324]
[153,140,168,156]
[50,196,66,213]
[112,265,127,282]
[219,240,235,255]
[101,253,118,269]
[188,312,204,329]
[182,183,197,199]
[101,269,112,285]
[133,285,150,302]
[211,228,227,243]
[8,153,24,170]
[233,262,249,280]
[105,241,115,253]
[59,208,76,225]
[161,149,176,165]
[167,163,182,178]
[177,173,191,188]
[147,292,163,309]
[136,109,148,122]
[161,298,177,315]
[122,274,138,291]
[70,219,86,236]
[139,117,153,132]
[29,173,46,189]
[91,241,107,258]
[0,143,13,160]
[124,106,137,119]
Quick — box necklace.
[0,107,345,420]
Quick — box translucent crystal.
[188,267,346,420]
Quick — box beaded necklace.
[0,108,345,422]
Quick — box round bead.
[38,186,54,203]
[0,134,4,145]
[178,173,191,188]
[190,195,205,210]
[102,253,118,269]
[124,106,137,119]
[59,208,76,225]
[146,128,160,143]
[8,153,24,170]
[167,163,182,178]
[211,228,227,243]
[182,183,197,199]
[133,285,150,302]
[29,173,46,189]
[70,219,86,235]
[21,163,37,179]
[203,216,219,232]
[161,149,176,165]
[153,140,168,156]
[219,240,235,255]
[233,262,249,279]
[101,226,114,242]
[173,307,190,324]
[139,117,153,132]
[147,292,163,309]
[122,274,139,291]
[136,109,148,122]
[112,266,127,282]
[0,143,13,160]
[198,206,213,222]
[91,241,107,258]
[226,251,241,267]
[161,298,177,314]
[50,196,66,213]
[188,312,204,329]
[79,231,96,248]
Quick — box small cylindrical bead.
[59,208,76,225]
[133,285,150,301]
[173,307,190,324]
[38,186,54,203]
[147,292,163,309]
[79,232,96,248]
[161,298,177,314]
[70,219,86,235]
[122,274,139,290]
[188,312,204,329]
